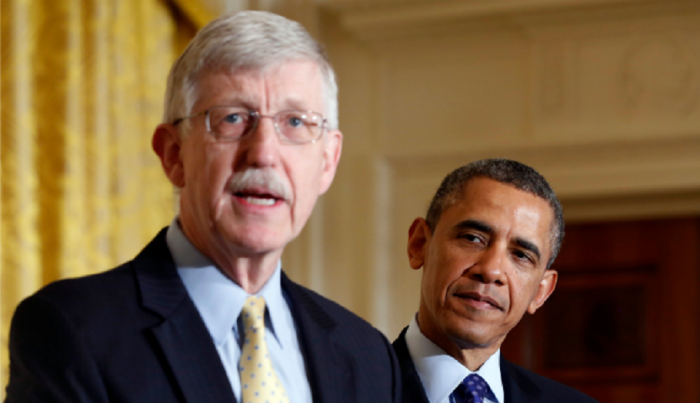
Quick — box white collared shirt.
[405,316,504,403]
[166,219,312,403]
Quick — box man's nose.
[241,117,280,168]
[468,246,506,285]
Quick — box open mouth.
[234,189,284,206]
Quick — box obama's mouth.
[453,291,504,311]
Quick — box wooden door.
[501,218,700,402]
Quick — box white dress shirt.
[405,316,504,403]
[166,219,312,403]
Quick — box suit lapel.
[134,229,236,403]
[500,355,541,403]
[393,327,541,403]
[281,273,354,403]
[392,327,430,403]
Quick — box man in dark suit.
[6,11,399,403]
[394,159,597,403]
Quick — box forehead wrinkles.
[443,186,549,248]
[193,63,323,114]
[192,69,258,111]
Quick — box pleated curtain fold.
[0,0,198,393]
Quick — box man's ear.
[527,269,558,314]
[152,123,185,188]
[407,218,431,270]
[318,129,343,195]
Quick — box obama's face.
[408,178,558,352]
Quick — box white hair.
[163,11,339,133]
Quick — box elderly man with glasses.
[6,11,400,403]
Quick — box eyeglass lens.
[207,106,323,143]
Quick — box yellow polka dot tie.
[239,296,290,403]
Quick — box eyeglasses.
[173,106,327,144]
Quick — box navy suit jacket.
[393,327,597,403]
[6,229,400,403]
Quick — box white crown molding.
[386,135,700,201]
[317,0,698,42]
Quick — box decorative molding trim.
[538,41,569,119]
[319,0,699,42]
[619,36,699,117]
[387,135,700,204]
[562,190,700,222]
[329,0,642,27]
[529,23,700,139]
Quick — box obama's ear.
[408,218,431,270]
[527,269,558,314]
[152,123,185,188]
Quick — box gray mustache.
[227,168,292,203]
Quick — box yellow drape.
[171,0,216,29]
[0,0,193,393]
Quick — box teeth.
[245,196,276,206]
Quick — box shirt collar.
[405,316,504,403]
[165,218,289,349]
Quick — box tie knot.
[241,295,266,329]
[461,374,490,402]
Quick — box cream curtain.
[0,0,200,393]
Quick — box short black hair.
[425,158,564,269]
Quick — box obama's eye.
[458,233,485,244]
[512,250,535,264]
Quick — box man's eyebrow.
[515,238,541,261]
[218,97,312,112]
[454,219,493,234]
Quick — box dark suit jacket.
[393,327,597,403]
[5,229,400,403]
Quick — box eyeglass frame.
[172,106,328,145]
